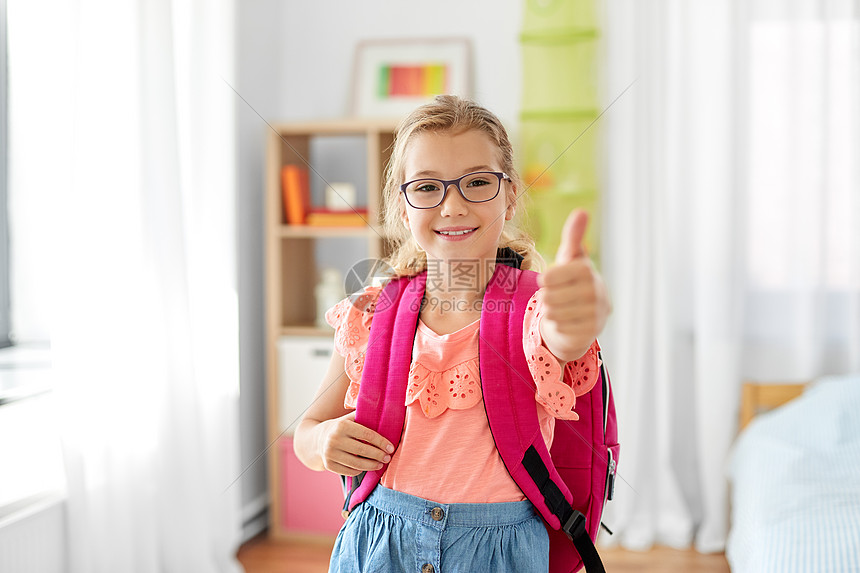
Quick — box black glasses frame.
[400,171,511,209]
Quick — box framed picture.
[351,38,472,119]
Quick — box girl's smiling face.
[400,129,516,266]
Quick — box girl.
[294,95,611,573]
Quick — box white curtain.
[35,0,244,570]
[600,0,860,553]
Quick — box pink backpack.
[343,259,619,573]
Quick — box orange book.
[281,165,310,224]
[305,208,369,227]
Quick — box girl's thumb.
[554,209,589,265]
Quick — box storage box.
[277,336,334,434]
[279,437,345,535]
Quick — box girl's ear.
[399,196,410,227]
[505,184,517,221]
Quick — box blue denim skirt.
[329,486,549,573]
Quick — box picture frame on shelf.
[351,38,472,119]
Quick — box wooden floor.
[237,533,731,573]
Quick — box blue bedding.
[727,375,860,572]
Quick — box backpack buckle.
[562,509,587,540]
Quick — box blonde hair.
[382,95,544,276]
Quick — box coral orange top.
[326,285,600,504]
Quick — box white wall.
[235,0,523,526]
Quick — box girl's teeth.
[439,229,474,236]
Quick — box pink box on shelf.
[279,437,345,535]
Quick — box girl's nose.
[439,183,468,216]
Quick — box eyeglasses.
[400,171,511,209]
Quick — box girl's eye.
[414,182,440,193]
[465,178,491,188]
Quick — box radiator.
[0,346,67,573]
[0,493,66,573]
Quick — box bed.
[726,375,860,572]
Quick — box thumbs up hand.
[537,209,611,363]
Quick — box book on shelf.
[304,208,369,227]
[281,165,310,225]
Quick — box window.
[747,18,858,291]
[743,14,860,379]
[0,0,10,349]
[0,0,63,514]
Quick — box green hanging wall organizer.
[522,0,599,34]
[521,31,599,115]
[519,0,601,265]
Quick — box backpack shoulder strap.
[480,265,570,523]
[342,272,426,513]
[481,264,606,573]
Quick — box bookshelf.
[264,119,398,539]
